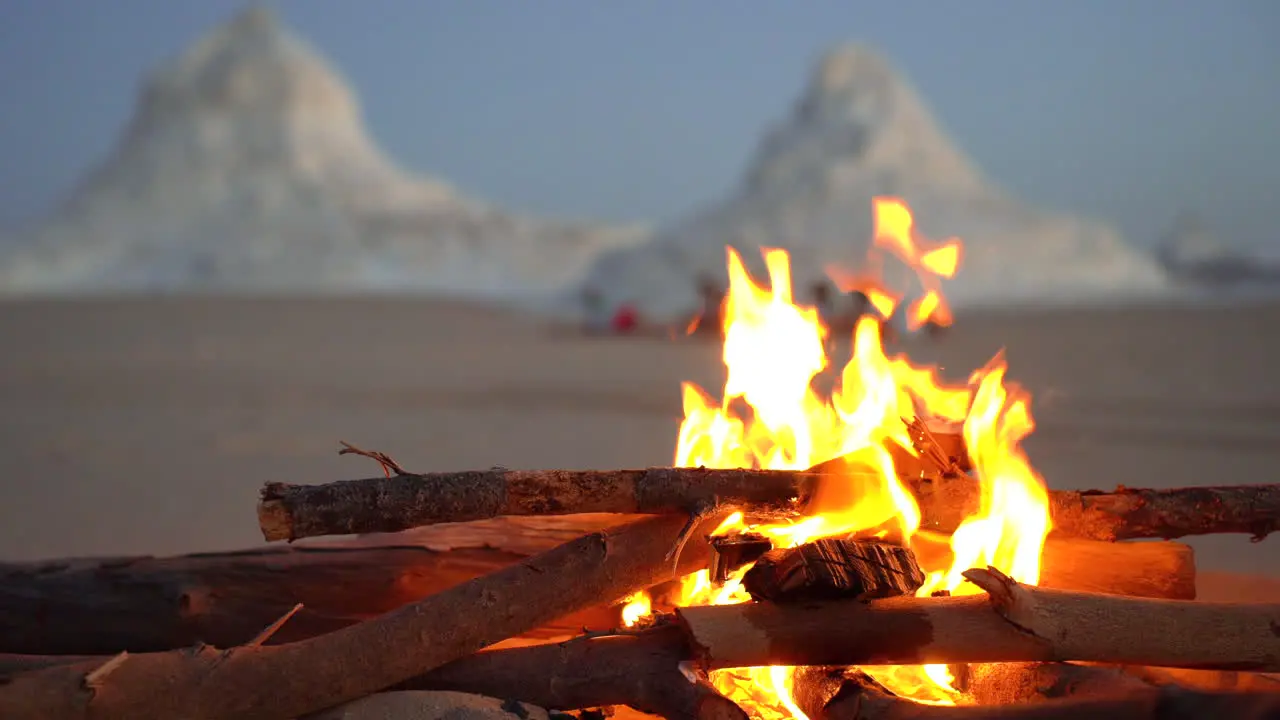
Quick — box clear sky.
[1,1,1277,252]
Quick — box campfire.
[624,197,1053,716]
[3,198,1279,720]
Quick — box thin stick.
[82,652,128,689]
[337,441,406,478]
[247,603,303,647]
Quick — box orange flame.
[827,196,964,330]
[631,197,1051,717]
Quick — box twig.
[82,652,128,690]
[904,415,963,477]
[338,441,407,478]
[247,603,303,647]
[664,499,726,571]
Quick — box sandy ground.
[0,297,1277,584]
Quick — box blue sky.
[1,1,1277,251]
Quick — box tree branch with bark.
[259,461,1280,544]
[0,512,727,720]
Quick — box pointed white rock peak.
[744,44,986,200]
[583,44,1170,321]
[0,6,643,295]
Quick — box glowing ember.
[631,197,1053,718]
[620,590,651,628]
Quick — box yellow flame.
[827,196,963,328]
[620,591,651,628]
[631,198,1050,718]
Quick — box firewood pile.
[2,433,1279,720]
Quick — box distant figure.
[848,290,870,319]
[810,280,836,330]
[694,275,725,335]
[581,286,610,335]
[611,302,640,334]
[879,316,899,346]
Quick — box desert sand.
[0,297,1276,585]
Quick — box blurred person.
[611,301,640,334]
[694,274,725,336]
[811,279,837,330]
[581,286,610,335]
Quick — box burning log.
[793,663,1158,719]
[258,462,1280,544]
[1117,665,1280,693]
[911,532,1197,600]
[675,568,1280,671]
[953,662,1151,705]
[0,513,726,720]
[818,456,1280,543]
[815,674,1280,720]
[709,532,773,583]
[401,623,745,720]
[401,632,1280,720]
[741,538,925,603]
[0,519,1192,658]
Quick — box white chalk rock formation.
[1157,212,1228,267]
[582,45,1169,321]
[0,7,642,296]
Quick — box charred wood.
[709,532,773,584]
[742,538,925,603]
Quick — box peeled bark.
[0,513,725,720]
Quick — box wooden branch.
[0,544,610,655]
[1048,483,1280,542]
[0,513,726,720]
[819,680,1280,720]
[954,662,1151,705]
[742,539,925,603]
[709,532,773,583]
[910,532,1196,600]
[259,467,812,541]
[675,568,1280,671]
[259,461,1280,543]
[0,515,1191,659]
[791,662,1155,719]
[401,624,745,720]
[1115,665,1280,694]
